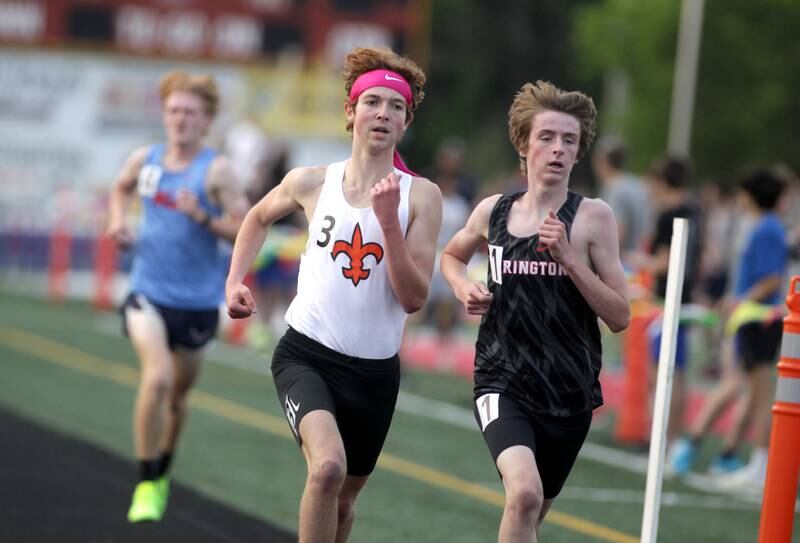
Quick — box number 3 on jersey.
[316,215,336,247]
[476,393,500,431]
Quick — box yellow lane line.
[0,325,639,543]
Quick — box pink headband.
[349,69,413,106]
[349,69,418,176]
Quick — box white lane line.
[396,391,476,429]
[555,487,760,510]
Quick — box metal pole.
[641,218,689,543]
[667,0,705,156]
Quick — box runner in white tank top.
[224,47,442,543]
[285,159,412,358]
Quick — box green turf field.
[1,290,795,542]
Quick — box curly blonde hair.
[158,70,220,118]
[342,47,426,132]
[508,81,597,173]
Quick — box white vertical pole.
[641,218,689,543]
[667,0,706,156]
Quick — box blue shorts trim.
[649,324,689,370]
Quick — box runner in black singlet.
[441,81,630,543]
[477,189,603,417]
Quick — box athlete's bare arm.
[371,173,442,313]
[541,198,630,332]
[107,146,149,247]
[194,156,249,242]
[225,166,325,318]
[440,195,501,315]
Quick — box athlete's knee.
[308,458,346,495]
[505,484,544,519]
[141,370,173,398]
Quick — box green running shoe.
[127,480,163,523]
[156,476,171,516]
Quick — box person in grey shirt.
[592,135,651,266]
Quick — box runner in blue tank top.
[106,70,249,523]
[441,81,630,543]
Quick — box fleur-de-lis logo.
[331,223,384,286]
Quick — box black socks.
[139,459,160,481]
[158,451,173,477]
[138,451,173,481]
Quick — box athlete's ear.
[404,110,414,129]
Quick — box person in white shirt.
[225,47,442,543]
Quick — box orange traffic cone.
[758,276,800,543]
[92,234,118,311]
[615,299,660,445]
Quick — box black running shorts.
[271,327,401,477]
[737,320,783,371]
[473,393,592,499]
[121,293,219,351]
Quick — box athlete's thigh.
[531,411,592,499]
[474,393,590,499]
[122,294,172,372]
[336,371,400,477]
[271,332,338,448]
[496,445,541,492]
[474,393,537,467]
[299,410,346,465]
[479,401,543,504]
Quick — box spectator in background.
[697,179,737,306]
[427,137,479,206]
[106,70,249,523]
[423,138,472,346]
[223,116,270,193]
[246,142,291,205]
[632,155,703,447]
[245,143,306,350]
[667,178,756,477]
[672,168,788,489]
[591,135,651,266]
[694,179,738,386]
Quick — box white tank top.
[285,160,412,358]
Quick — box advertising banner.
[0,48,347,233]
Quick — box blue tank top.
[129,144,225,310]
